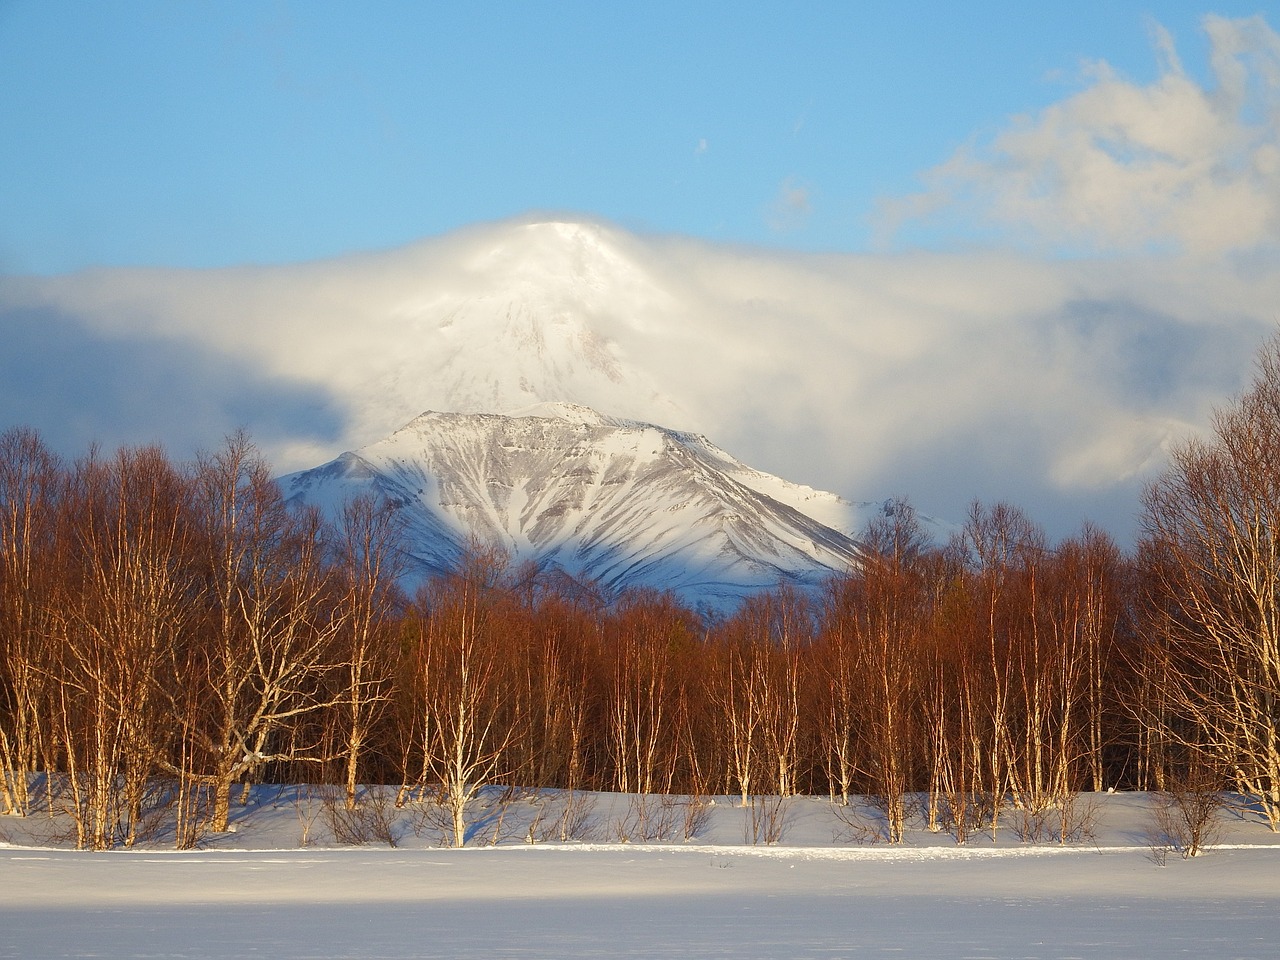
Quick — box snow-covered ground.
[3,789,1278,959]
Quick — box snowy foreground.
[3,790,1279,959]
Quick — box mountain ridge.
[282,403,878,611]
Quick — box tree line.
[4,338,1280,849]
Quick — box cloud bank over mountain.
[3,215,1275,543]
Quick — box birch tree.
[52,447,195,847]
[177,434,343,833]
[409,547,518,846]
[1141,334,1280,829]
[853,505,929,842]
[0,428,61,816]
[331,494,403,809]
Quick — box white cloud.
[883,15,1280,258]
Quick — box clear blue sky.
[0,0,1240,274]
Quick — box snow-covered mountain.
[282,403,878,611]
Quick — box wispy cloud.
[881,15,1280,258]
[766,177,813,232]
[792,98,813,136]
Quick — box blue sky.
[0,0,1247,273]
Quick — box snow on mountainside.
[282,403,868,611]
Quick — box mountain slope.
[281,403,867,611]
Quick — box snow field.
[2,790,1279,959]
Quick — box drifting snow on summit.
[282,403,869,610]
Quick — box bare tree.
[174,434,345,833]
[53,447,195,847]
[0,428,62,816]
[815,575,863,806]
[407,546,519,846]
[331,494,403,809]
[606,593,677,796]
[715,620,768,806]
[509,580,600,794]
[957,501,1046,837]
[1141,333,1280,830]
[1034,527,1129,801]
[852,505,929,842]
[756,587,810,800]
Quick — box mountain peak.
[464,217,644,292]
[507,400,618,426]
[503,401,683,436]
[396,404,640,438]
